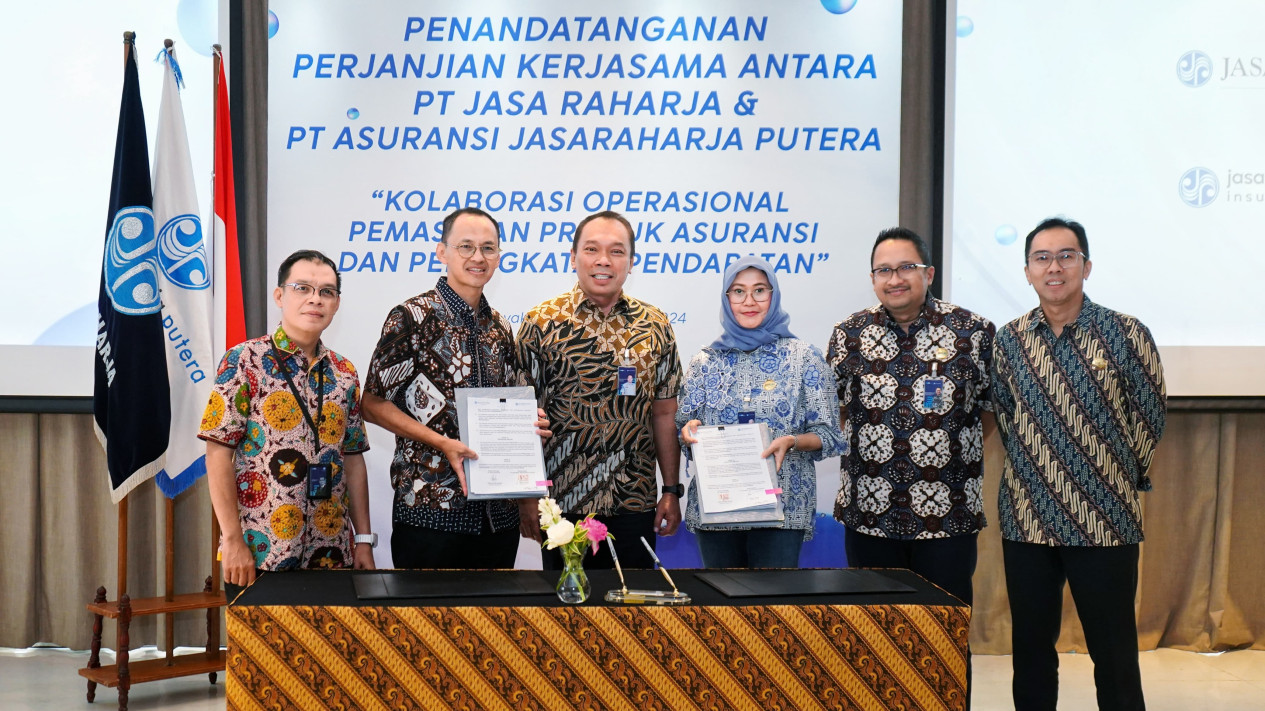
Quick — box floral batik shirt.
[516,286,682,516]
[828,295,995,540]
[676,338,845,540]
[363,278,519,534]
[199,325,369,571]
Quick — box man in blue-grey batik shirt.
[992,217,1166,711]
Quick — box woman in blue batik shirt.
[677,256,845,568]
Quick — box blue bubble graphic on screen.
[956,16,975,37]
[176,0,217,58]
[819,0,858,15]
[994,225,1017,246]
[34,302,97,347]
[268,11,279,38]
[1178,167,1218,207]
[347,108,360,120]
[1176,50,1212,88]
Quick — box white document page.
[465,396,547,496]
[692,424,778,514]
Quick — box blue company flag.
[94,34,171,504]
[152,44,214,498]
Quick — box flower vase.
[556,548,591,604]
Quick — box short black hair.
[1025,217,1089,261]
[870,227,931,267]
[277,249,341,293]
[572,210,636,259]
[441,207,500,244]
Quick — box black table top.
[231,567,963,609]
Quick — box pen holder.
[604,589,691,606]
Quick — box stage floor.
[3,646,1263,710]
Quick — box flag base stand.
[78,489,226,711]
[81,33,234,710]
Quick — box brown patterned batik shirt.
[516,285,682,516]
[363,277,519,534]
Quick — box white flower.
[544,519,575,550]
[537,497,562,528]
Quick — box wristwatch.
[661,484,685,497]
[354,533,378,548]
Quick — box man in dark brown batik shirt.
[517,211,684,570]
[363,207,541,569]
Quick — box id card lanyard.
[737,351,776,425]
[738,360,758,424]
[924,347,949,411]
[617,348,637,397]
[271,345,330,499]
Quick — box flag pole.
[210,42,224,599]
[161,37,177,667]
[116,29,135,602]
[160,46,175,612]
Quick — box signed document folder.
[690,423,785,526]
[455,386,549,500]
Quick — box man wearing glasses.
[202,249,375,600]
[362,207,546,569]
[828,227,996,642]
[992,217,1166,711]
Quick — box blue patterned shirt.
[828,296,995,540]
[676,338,845,540]
[991,296,1166,546]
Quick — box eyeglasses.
[282,282,340,300]
[870,263,929,280]
[447,242,501,258]
[726,286,773,303]
[1027,250,1086,269]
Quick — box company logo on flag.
[153,44,216,499]
[94,34,170,503]
[103,207,161,316]
[157,213,211,290]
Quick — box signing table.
[225,568,968,711]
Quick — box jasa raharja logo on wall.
[1179,167,1265,207]
[1177,49,1265,87]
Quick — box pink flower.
[577,517,609,555]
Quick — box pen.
[639,536,680,595]
[608,538,629,594]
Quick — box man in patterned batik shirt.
[363,207,546,569]
[202,250,375,601]
[829,227,995,608]
[992,218,1165,711]
[517,210,684,570]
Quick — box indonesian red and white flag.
[212,49,246,355]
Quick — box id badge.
[617,365,637,396]
[737,411,756,424]
[922,378,945,410]
[307,463,332,500]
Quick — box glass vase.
[556,548,591,604]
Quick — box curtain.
[0,413,217,649]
